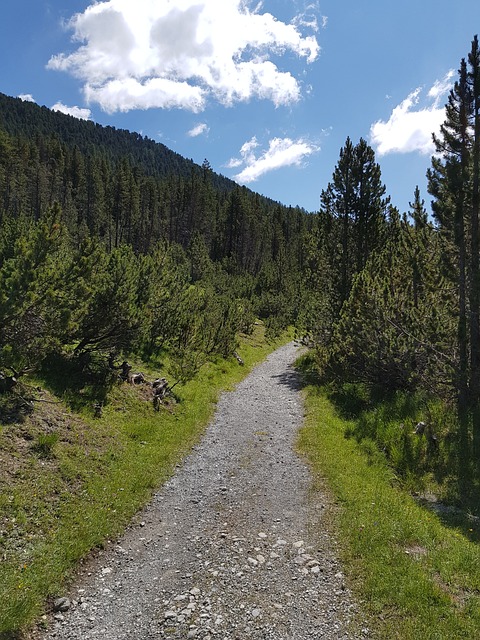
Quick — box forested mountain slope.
[0,89,313,387]
[0,92,291,200]
[0,91,308,255]
[0,92,209,186]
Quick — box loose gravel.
[39,342,368,639]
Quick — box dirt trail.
[40,342,366,639]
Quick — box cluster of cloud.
[19,94,92,120]
[370,70,455,156]
[47,0,320,113]
[18,93,36,103]
[227,135,319,183]
[51,101,92,120]
[187,122,209,138]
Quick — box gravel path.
[40,342,366,640]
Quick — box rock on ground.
[38,342,367,639]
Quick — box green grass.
[329,383,462,502]
[298,384,480,639]
[0,326,291,637]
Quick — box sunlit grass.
[298,385,480,639]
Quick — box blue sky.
[1,1,479,214]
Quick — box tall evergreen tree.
[320,137,389,310]
[428,36,480,482]
[468,36,480,460]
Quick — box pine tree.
[468,36,480,460]
[0,203,71,373]
[320,137,389,310]
[428,58,470,413]
[320,137,356,306]
[427,36,480,483]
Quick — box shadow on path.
[271,368,303,392]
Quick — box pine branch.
[386,318,455,368]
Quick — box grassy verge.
[298,383,480,639]
[0,326,290,637]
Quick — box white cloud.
[187,122,209,137]
[18,93,36,102]
[292,2,322,32]
[47,0,320,113]
[370,70,455,156]
[84,77,204,113]
[428,70,455,100]
[51,101,92,120]
[229,135,319,183]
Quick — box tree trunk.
[469,36,480,466]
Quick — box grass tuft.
[31,433,59,459]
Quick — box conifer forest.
[2,36,480,509]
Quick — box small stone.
[252,608,261,618]
[270,551,280,559]
[248,557,258,567]
[258,532,268,539]
[101,567,112,575]
[189,587,201,596]
[53,597,71,612]
[311,565,320,574]
[256,554,265,564]
[164,610,177,620]
[53,613,65,622]
[293,540,304,548]
[187,629,198,639]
